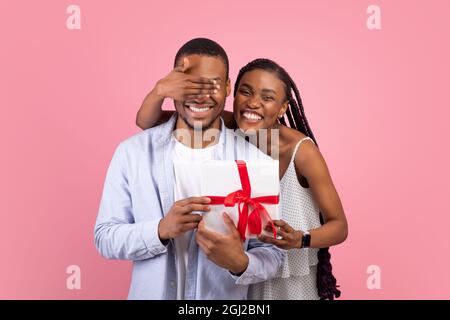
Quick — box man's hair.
[174,38,229,78]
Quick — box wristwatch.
[300,230,311,248]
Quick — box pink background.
[1,0,449,299]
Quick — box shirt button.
[170,280,176,287]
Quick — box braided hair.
[234,58,341,300]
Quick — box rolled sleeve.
[229,240,286,285]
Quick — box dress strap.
[290,137,314,164]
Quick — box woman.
[136,58,348,300]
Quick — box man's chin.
[178,114,213,131]
[179,110,223,131]
[188,118,216,131]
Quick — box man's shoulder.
[118,127,154,148]
[115,123,169,156]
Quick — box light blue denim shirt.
[94,114,285,299]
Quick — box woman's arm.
[296,141,348,248]
[136,88,174,129]
[136,57,220,130]
[259,140,348,249]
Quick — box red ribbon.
[206,160,279,241]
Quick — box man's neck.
[174,117,222,149]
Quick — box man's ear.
[226,78,231,97]
[174,57,190,73]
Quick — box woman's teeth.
[243,111,262,121]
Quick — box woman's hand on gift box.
[195,213,249,275]
[158,197,211,241]
[257,220,303,250]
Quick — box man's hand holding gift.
[196,212,249,275]
[158,196,211,242]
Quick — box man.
[94,38,284,299]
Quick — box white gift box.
[173,160,280,239]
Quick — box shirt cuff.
[140,220,169,256]
[229,252,257,285]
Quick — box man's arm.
[231,238,285,285]
[196,213,285,285]
[94,143,168,260]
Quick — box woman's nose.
[247,96,261,108]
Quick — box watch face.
[303,234,311,248]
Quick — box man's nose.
[194,95,208,103]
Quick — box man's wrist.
[230,253,249,275]
[157,219,170,244]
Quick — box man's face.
[174,54,230,130]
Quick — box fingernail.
[212,80,217,84]
[216,85,220,89]
[205,197,211,203]
[213,90,218,93]
[206,94,210,97]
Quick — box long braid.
[285,105,297,131]
[289,78,318,144]
[234,58,341,300]
[286,74,340,300]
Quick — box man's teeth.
[188,106,211,113]
[243,111,262,121]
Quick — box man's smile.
[184,102,216,117]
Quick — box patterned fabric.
[248,137,322,300]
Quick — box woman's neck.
[257,122,288,160]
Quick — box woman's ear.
[278,101,289,118]
[226,78,231,97]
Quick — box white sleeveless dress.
[248,137,322,300]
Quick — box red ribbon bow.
[206,160,279,241]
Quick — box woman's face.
[233,69,288,132]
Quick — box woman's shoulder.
[280,126,311,150]
[280,126,320,165]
